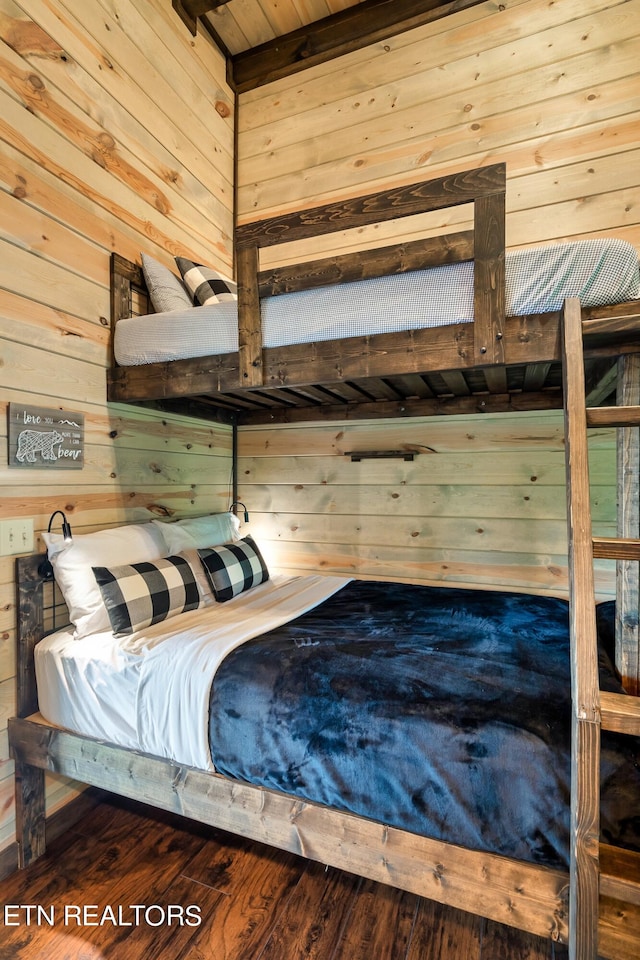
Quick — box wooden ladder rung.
[582,311,640,337]
[586,406,640,428]
[600,690,640,735]
[592,537,640,561]
[600,843,640,905]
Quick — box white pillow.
[141,253,193,313]
[44,522,167,639]
[152,512,240,554]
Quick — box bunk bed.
[9,165,640,960]
[106,163,640,425]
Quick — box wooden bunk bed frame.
[106,163,640,426]
[9,165,640,960]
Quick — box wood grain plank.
[232,0,488,92]
[237,244,263,387]
[236,164,505,248]
[561,297,601,958]
[331,877,417,960]
[8,718,569,941]
[406,896,483,960]
[185,856,360,960]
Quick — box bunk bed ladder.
[561,298,640,960]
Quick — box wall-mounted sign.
[8,403,84,470]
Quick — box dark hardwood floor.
[0,796,570,959]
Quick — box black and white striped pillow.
[175,257,237,306]
[93,553,203,636]
[198,537,269,602]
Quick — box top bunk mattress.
[114,238,640,367]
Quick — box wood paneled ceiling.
[172,0,487,91]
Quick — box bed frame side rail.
[235,163,506,387]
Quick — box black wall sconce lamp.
[38,510,73,580]
[229,501,249,522]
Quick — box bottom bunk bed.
[8,540,640,957]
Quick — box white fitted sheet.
[36,574,351,771]
[114,239,639,366]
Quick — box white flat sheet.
[36,574,351,771]
[114,239,639,366]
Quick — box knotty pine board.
[238,411,617,596]
[0,0,237,866]
[238,4,635,173]
[237,0,639,269]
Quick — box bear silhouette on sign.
[16,429,64,463]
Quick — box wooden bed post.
[13,762,46,869]
[236,244,263,387]
[11,556,49,866]
[473,190,505,366]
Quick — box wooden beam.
[259,231,474,297]
[236,389,563,425]
[8,717,568,941]
[172,0,227,36]
[231,0,488,92]
[236,164,505,249]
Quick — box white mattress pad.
[114,239,639,366]
[36,574,351,771]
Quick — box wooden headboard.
[15,555,70,719]
[109,254,152,363]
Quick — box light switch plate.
[0,518,34,556]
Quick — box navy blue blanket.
[208,581,640,869]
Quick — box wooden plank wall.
[235,0,638,589]
[237,0,639,259]
[0,0,234,869]
[237,411,617,595]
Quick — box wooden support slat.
[582,312,640,337]
[599,844,640,905]
[592,537,640,561]
[586,406,640,428]
[600,690,640,735]
[236,244,263,388]
[483,365,509,393]
[258,231,474,297]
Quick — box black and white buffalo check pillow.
[175,257,237,306]
[93,553,203,636]
[198,536,269,602]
